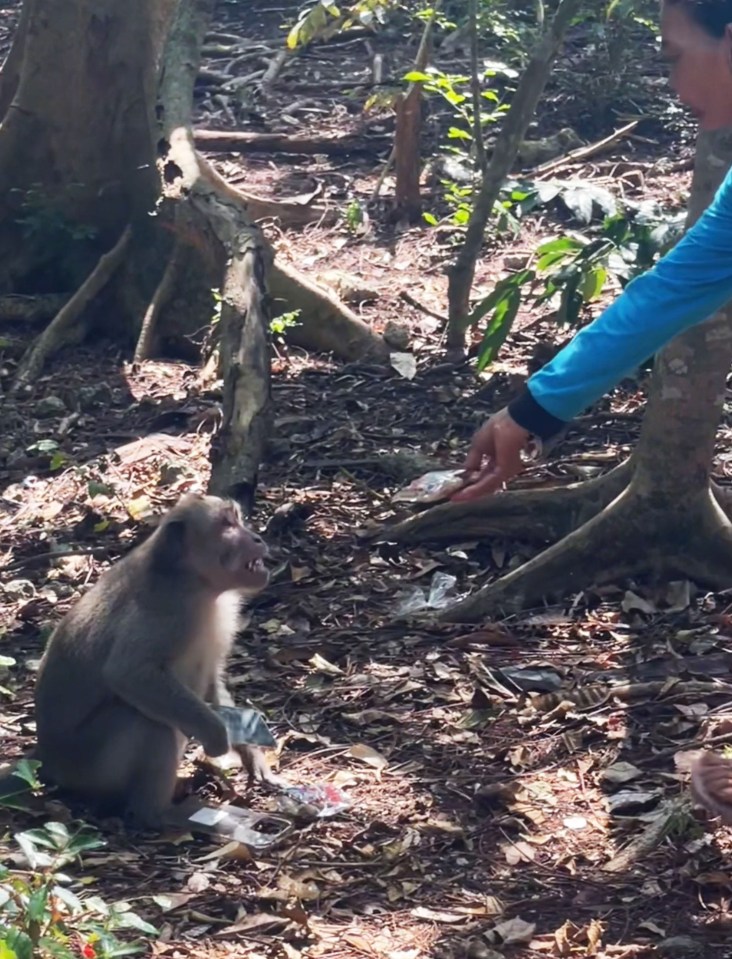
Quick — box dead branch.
[270,260,390,363]
[12,224,133,393]
[260,48,292,93]
[534,120,639,178]
[194,129,390,156]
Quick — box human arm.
[455,164,732,500]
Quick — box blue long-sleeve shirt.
[508,163,732,439]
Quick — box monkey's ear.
[151,519,187,572]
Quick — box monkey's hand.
[201,718,230,759]
[236,744,284,788]
[690,750,732,823]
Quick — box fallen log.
[194,129,390,156]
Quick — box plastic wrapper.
[395,571,466,615]
[215,705,276,747]
[391,469,469,505]
[277,782,352,819]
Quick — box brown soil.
[3,2,732,958]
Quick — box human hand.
[451,408,532,502]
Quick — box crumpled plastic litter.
[395,571,466,614]
[391,469,468,505]
[277,783,352,819]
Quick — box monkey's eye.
[221,510,238,529]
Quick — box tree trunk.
[379,126,732,622]
[0,0,30,119]
[1,0,388,507]
[0,0,272,505]
[445,0,582,356]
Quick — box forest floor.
[4,1,732,958]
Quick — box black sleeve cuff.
[507,388,567,441]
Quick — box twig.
[469,0,486,172]
[260,47,292,92]
[3,547,114,574]
[399,290,445,324]
[533,120,640,177]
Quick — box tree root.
[271,261,390,363]
[134,240,181,362]
[438,484,732,622]
[376,459,632,546]
[12,224,132,393]
[197,154,337,229]
[198,154,387,362]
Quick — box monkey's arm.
[207,667,234,708]
[205,673,283,786]
[104,658,229,758]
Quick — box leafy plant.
[469,203,684,369]
[0,820,157,959]
[408,65,514,226]
[344,199,365,233]
[0,760,43,812]
[270,309,301,345]
[25,440,70,473]
[286,0,395,50]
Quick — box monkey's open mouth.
[245,558,266,573]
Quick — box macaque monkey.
[32,493,280,828]
[690,750,732,824]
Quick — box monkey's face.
[218,508,270,594]
[167,494,270,595]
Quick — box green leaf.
[32,439,59,454]
[447,127,472,141]
[27,886,49,923]
[561,185,595,224]
[3,931,33,959]
[467,270,534,328]
[534,181,562,204]
[476,287,523,371]
[557,271,585,327]
[422,211,438,226]
[403,70,430,83]
[580,265,607,301]
[87,481,115,498]
[14,759,42,789]
[536,236,583,256]
[114,912,158,936]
